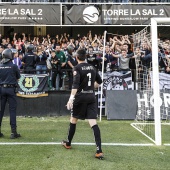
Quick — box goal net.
[131,18,170,145]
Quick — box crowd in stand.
[0,30,170,90]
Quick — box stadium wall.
[3,91,138,119]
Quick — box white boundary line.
[0,142,169,146]
[164,144,170,146]
[0,142,154,146]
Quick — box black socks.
[92,124,102,153]
[67,122,76,146]
[66,122,102,154]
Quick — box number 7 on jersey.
[87,73,91,86]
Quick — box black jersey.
[72,62,102,103]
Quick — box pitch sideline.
[0,142,168,146]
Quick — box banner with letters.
[97,71,132,108]
[136,89,170,120]
[64,4,170,25]
[17,74,48,98]
[0,4,60,25]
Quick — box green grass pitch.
[0,116,170,170]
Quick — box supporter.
[61,42,68,55]
[85,39,91,49]
[158,47,167,71]
[55,44,67,90]
[133,47,141,61]
[12,50,22,69]
[123,42,136,70]
[35,45,47,74]
[7,43,12,49]
[74,40,80,51]
[32,37,39,47]
[68,39,75,50]
[55,34,60,44]
[162,41,169,55]
[78,40,86,50]
[116,43,122,54]
[111,35,124,46]
[1,38,8,49]
[51,38,57,50]
[45,45,52,59]
[91,35,101,51]
[86,46,100,70]
[18,53,24,70]
[6,37,11,44]
[112,49,135,74]
[60,34,68,46]
[47,34,51,44]
[50,50,60,90]
[87,30,93,42]
[0,45,4,62]
[140,40,152,68]
[123,35,132,46]
[76,34,81,41]
[13,33,25,52]
[66,46,78,90]
[41,44,47,53]
[164,54,170,74]
[0,34,2,45]
[67,34,71,41]
[104,45,118,71]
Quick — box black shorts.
[71,102,98,120]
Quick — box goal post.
[99,30,107,122]
[151,18,170,145]
[151,18,161,146]
[132,18,170,146]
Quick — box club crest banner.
[17,74,48,98]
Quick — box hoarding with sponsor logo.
[0,3,60,25]
[0,3,170,25]
[65,4,170,25]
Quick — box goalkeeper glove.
[66,95,75,110]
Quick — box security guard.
[22,44,36,74]
[0,49,21,139]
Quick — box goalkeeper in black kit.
[62,49,104,159]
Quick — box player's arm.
[95,71,102,84]
[94,69,102,89]
[94,82,100,89]
[67,88,77,110]
[69,89,77,99]
[66,67,80,110]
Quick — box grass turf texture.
[0,116,170,170]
